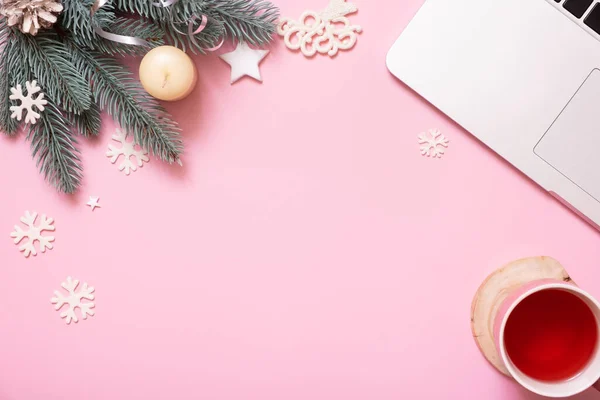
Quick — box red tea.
[504,289,598,382]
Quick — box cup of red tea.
[494,279,600,397]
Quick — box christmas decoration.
[86,196,100,210]
[0,0,279,193]
[418,129,449,158]
[278,0,362,57]
[9,80,46,123]
[106,128,149,175]
[219,41,269,84]
[50,276,95,324]
[1,0,64,35]
[10,210,55,257]
[139,46,197,101]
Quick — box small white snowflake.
[51,277,95,324]
[418,129,449,158]
[10,211,55,257]
[106,128,149,175]
[9,80,48,124]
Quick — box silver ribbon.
[172,15,224,50]
[91,0,149,46]
[152,0,179,7]
[90,0,223,50]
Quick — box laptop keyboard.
[555,0,600,34]
[562,0,593,18]
[585,4,600,32]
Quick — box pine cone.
[1,0,63,35]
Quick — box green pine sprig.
[21,33,92,114]
[67,40,183,163]
[28,101,83,193]
[0,21,19,135]
[0,0,278,193]
[73,17,165,56]
[160,18,223,54]
[114,0,225,53]
[71,102,102,137]
[206,0,279,46]
[60,0,114,41]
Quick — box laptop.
[387,0,600,230]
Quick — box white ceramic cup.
[493,280,600,397]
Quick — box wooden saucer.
[470,257,573,376]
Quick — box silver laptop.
[387,0,600,229]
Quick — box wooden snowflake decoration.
[277,0,362,57]
[106,128,149,175]
[9,80,47,124]
[10,211,55,257]
[418,129,449,158]
[51,277,95,324]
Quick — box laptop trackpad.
[535,69,600,201]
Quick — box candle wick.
[162,73,170,89]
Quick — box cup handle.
[594,380,600,391]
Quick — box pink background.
[2,1,600,399]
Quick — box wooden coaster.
[470,257,573,376]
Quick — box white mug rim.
[498,283,600,398]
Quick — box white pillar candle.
[139,46,198,102]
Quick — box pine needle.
[71,102,101,137]
[77,17,165,56]
[206,0,279,46]
[28,101,83,194]
[67,40,183,163]
[19,32,92,114]
[0,21,20,135]
[61,0,115,42]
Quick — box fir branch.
[76,17,164,56]
[19,32,92,114]
[0,21,19,135]
[161,18,223,54]
[115,0,203,23]
[115,0,223,53]
[71,102,101,137]
[1,27,34,135]
[67,40,183,162]
[113,0,278,51]
[205,0,279,46]
[28,101,83,194]
[60,0,114,42]
[6,28,34,87]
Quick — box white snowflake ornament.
[51,277,95,324]
[418,129,450,158]
[106,128,149,175]
[10,211,55,257]
[278,0,362,57]
[9,80,47,124]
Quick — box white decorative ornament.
[9,80,47,124]
[86,196,101,211]
[277,0,362,57]
[106,128,149,175]
[418,129,450,158]
[51,277,95,324]
[10,211,55,257]
[219,42,270,84]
